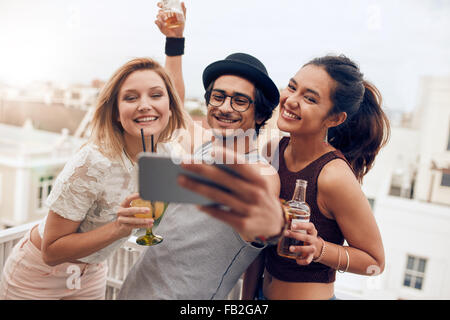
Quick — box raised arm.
[155,2,209,154]
[155,1,186,103]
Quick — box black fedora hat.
[202,53,280,109]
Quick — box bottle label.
[291,218,309,234]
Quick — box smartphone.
[138,153,240,205]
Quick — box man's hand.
[155,1,186,38]
[178,151,284,242]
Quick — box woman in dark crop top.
[242,55,390,300]
[179,54,390,300]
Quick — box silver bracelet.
[338,247,350,273]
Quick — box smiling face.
[206,75,259,137]
[117,69,172,151]
[277,64,342,138]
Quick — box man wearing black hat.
[118,4,287,300]
[201,52,279,137]
[163,50,280,159]
[169,51,281,165]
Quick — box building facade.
[0,123,85,227]
[335,76,450,300]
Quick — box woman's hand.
[155,1,186,38]
[114,193,154,239]
[284,222,322,266]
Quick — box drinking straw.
[150,134,155,218]
[140,128,146,152]
[151,135,154,153]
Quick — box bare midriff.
[262,268,334,300]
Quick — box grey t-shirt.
[118,141,265,299]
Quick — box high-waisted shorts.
[0,226,108,300]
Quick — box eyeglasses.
[205,90,254,113]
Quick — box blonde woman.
[0,58,186,300]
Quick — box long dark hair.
[306,55,390,182]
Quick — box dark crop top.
[265,137,348,283]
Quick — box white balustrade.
[0,221,37,274]
[0,221,242,300]
[105,236,144,300]
[0,223,243,300]
[0,221,144,299]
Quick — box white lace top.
[38,141,181,264]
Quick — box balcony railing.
[0,221,243,300]
[105,235,145,300]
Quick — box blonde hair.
[88,57,186,160]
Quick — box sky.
[0,0,449,113]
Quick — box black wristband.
[165,37,185,56]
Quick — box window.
[368,198,375,209]
[389,173,402,197]
[403,255,427,290]
[0,173,2,205]
[389,185,401,196]
[447,126,450,151]
[441,173,450,187]
[71,92,81,100]
[389,171,414,198]
[37,175,54,209]
[53,89,65,100]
